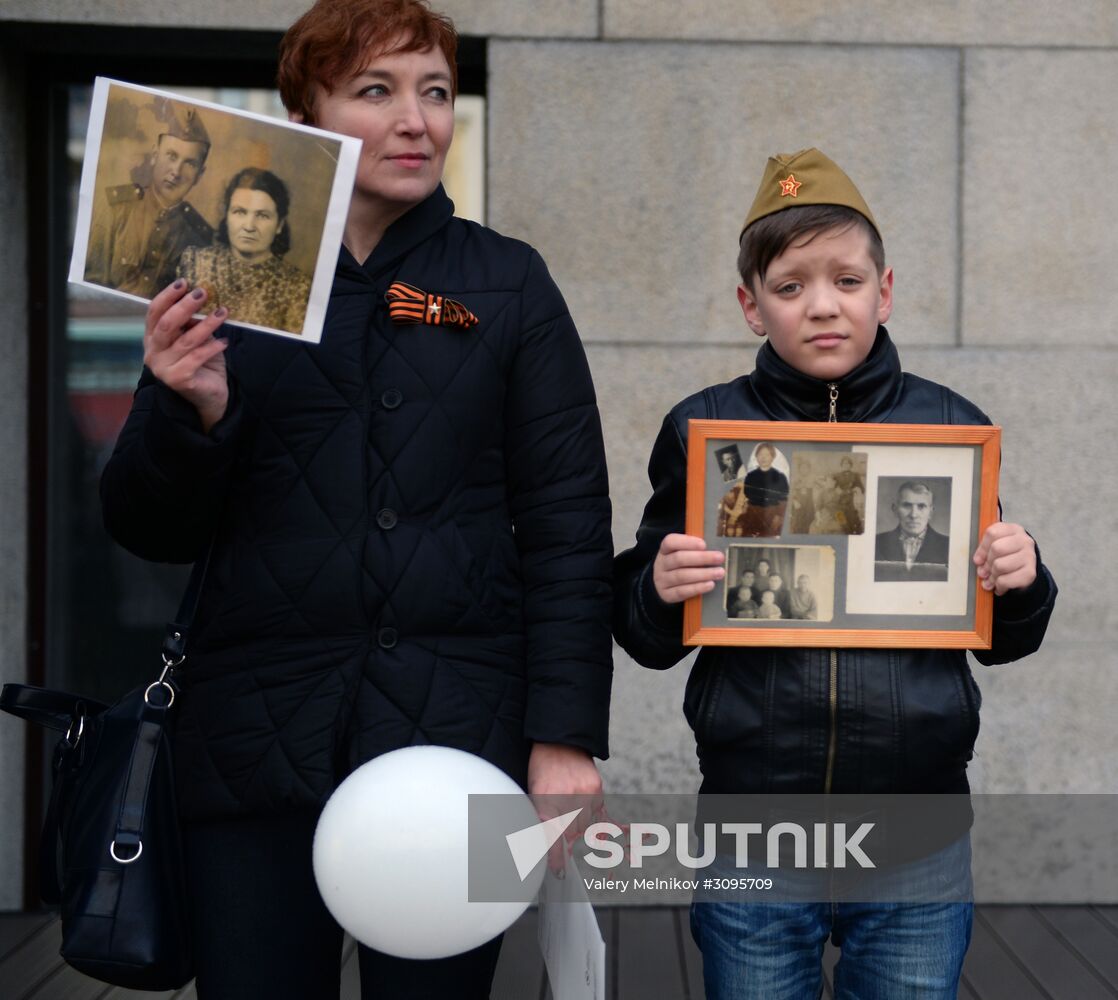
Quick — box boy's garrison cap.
[741,148,879,239]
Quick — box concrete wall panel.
[605,0,1118,48]
[962,49,1118,348]
[490,41,959,347]
[10,0,1118,47]
[969,641,1117,795]
[0,0,599,38]
[902,345,1114,647]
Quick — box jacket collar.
[336,185,456,283]
[750,325,904,423]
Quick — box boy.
[728,570,759,618]
[756,590,781,619]
[613,149,1056,999]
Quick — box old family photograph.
[70,78,360,341]
[712,441,963,624]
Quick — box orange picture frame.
[684,421,1001,648]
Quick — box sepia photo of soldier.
[874,480,950,582]
[84,101,214,296]
[715,444,744,482]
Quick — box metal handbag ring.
[144,680,175,708]
[110,839,144,864]
[64,714,85,747]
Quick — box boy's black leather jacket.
[613,328,1056,795]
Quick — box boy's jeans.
[689,836,973,1000]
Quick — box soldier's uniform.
[84,106,214,296]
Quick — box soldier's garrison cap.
[159,105,211,150]
[741,148,879,239]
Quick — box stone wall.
[480,25,1116,800]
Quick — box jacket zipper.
[824,382,839,792]
[824,649,838,793]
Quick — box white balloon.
[313,746,544,959]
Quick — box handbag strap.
[111,539,217,865]
[1,538,216,730]
[111,705,170,864]
[0,685,109,733]
[161,537,216,665]
[110,543,216,863]
[1,540,219,894]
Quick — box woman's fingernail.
[214,306,228,319]
[173,279,185,290]
[192,288,205,300]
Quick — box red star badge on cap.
[779,173,802,198]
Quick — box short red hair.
[278,0,459,124]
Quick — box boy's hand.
[653,534,725,604]
[973,522,1037,595]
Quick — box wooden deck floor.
[5,906,1118,999]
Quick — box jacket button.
[381,388,403,410]
[376,508,398,530]
[377,627,398,649]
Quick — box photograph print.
[789,450,868,535]
[715,444,745,483]
[686,419,1000,647]
[873,476,953,583]
[70,78,361,342]
[715,441,791,538]
[723,544,836,623]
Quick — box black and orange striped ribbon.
[384,281,479,330]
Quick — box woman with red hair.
[101,2,613,997]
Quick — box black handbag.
[1,552,210,990]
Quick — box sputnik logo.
[506,808,583,880]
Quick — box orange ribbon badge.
[385,281,479,330]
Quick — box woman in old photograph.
[718,441,789,537]
[832,454,866,534]
[99,1,612,997]
[740,442,789,536]
[178,167,312,333]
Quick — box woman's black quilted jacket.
[102,187,613,821]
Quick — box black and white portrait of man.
[874,479,952,582]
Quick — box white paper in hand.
[537,854,606,1000]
